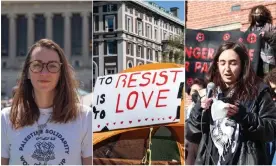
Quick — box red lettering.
[126,91,138,110]
[185,47,193,59]
[156,89,169,108]
[208,48,215,59]
[202,62,209,73]
[139,72,151,87]
[193,47,201,59]
[248,49,254,61]
[185,62,190,72]
[170,70,183,83]
[116,74,127,88]
[115,94,123,113]
[156,71,168,86]
[127,72,140,88]
[201,48,208,60]
[194,62,202,73]
[152,72,158,84]
[142,91,154,108]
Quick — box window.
[140,13,143,19]
[149,16,152,22]
[34,14,46,42]
[171,25,173,31]
[53,14,64,48]
[2,62,7,68]
[147,48,152,60]
[127,60,133,68]
[126,42,133,55]
[231,5,241,11]
[16,14,27,56]
[155,29,157,40]
[105,67,116,75]
[164,31,167,40]
[2,15,9,57]
[71,13,82,56]
[103,4,117,12]
[146,24,151,39]
[135,10,139,16]
[74,60,80,68]
[137,20,143,36]
[93,42,99,55]
[94,15,99,32]
[105,15,115,32]
[93,6,98,13]
[126,16,132,32]
[107,41,116,55]
[138,62,143,66]
[155,51,159,62]
[154,19,158,25]
[137,45,141,57]
[129,8,133,14]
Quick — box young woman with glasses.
[1,39,92,165]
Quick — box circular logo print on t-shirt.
[18,129,70,165]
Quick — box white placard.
[92,68,185,132]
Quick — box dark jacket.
[249,23,276,76]
[185,83,276,165]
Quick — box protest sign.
[185,29,261,86]
[92,68,185,132]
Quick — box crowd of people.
[185,5,276,165]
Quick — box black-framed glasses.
[29,60,62,73]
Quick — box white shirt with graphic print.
[1,104,92,165]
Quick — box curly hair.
[10,39,80,129]
[248,5,273,29]
[264,68,276,85]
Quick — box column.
[45,12,53,39]
[81,11,89,67]
[98,41,104,76]
[99,6,103,32]
[27,13,34,48]
[63,12,71,59]
[8,13,16,67]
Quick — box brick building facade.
[186,1,276,31]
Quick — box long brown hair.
[10,39,80,129]
[206,41,261,101]
[248,5,273,29]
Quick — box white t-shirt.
[1,104,92,165]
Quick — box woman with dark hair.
[247,5,276,77]
[1,39,92,165]
[186,41,276,165]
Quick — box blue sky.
[148,1,185,21]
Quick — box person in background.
[1,39,92,165]
[185,78,206,165]
[247,5,276,77]
[186,41,276,165]
[185,78,206,119]
[264,68,276,165]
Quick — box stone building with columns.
[1,1,92,97]
[93,1,184,87]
